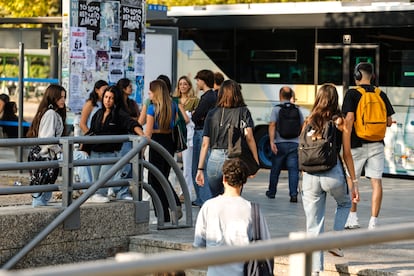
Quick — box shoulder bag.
[227,107,260,176]
[172,101,188,153]
[244,202,274,276]
[27,145,60,198]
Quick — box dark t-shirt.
[203,106,254,149]
[192,89,217,130]
[342,84,395,148]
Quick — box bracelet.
[352,179,358,183]
[198,168,204,171]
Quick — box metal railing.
[0,135,193,270]
[0,222,412,276]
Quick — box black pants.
[148,133,181,222]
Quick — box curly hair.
[222,158,248,187]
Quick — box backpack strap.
[355,86,366,95]
[356,86,381,95]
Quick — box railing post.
[61,138,80,230]
[131,136,149,224]
[17,42,25,164]
[289,232,312,276]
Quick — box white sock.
[348,211,358,220]
[369,216,378,226]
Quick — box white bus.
[168,1,414,177]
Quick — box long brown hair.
[305,83,341,135]
[216,79,246,108]
[150,79,173,130]
[27,84,67,138]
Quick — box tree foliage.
[147,0,330,7]
[0,0,60,17]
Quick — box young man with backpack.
[342,62,395,229]
[266,86,304,202]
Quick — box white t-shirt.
[193,195,270,276]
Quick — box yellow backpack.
[354,86,387,141]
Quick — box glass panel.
[350,49,376,85]
[318,49,342,85]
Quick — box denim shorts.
[351,142,385,179]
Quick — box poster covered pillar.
[62,0,145,130]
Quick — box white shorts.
[351,142,385,179]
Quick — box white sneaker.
[345,213,360,229]
[328,248,344,257]
[121,195,133,200]
[368,217,378,230]
[107,188,116,200]
[87,194,110,203]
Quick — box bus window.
[318,50,342,85]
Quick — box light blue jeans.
[112,141,133,199]
[90,151,119,197]
[301,161,351,272]
[207,149,227,197]
[192,129,212,205]
[32,151,93,207]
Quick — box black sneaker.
[265,191,275,199]
[290,196,298,203]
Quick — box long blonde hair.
[150,79,173,129]
[173,75,196,98]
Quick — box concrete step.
[128,227,403,276]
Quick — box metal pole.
[18,43,25,163]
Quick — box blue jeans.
[90,151,119,196]
[112,141,133,199]
[192,129,212,205]
[301,161,351,272]
[207,149,227,197]
[268,142,299,197]
[32,151,93,207]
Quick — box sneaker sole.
[328,249,344,257]
[345,225,360,229]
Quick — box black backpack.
[277,103,301,139]
[298,120,338,173]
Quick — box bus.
[167,1,414,177]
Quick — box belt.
[152,129,172,134]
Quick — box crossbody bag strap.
[251,202,261,241]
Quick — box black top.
[89,107,141,152]
[203,106,254,149]
[192,89,217,130]
[342,84,395,148]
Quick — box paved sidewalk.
[1,146,413,274]
[152,168,414,275]
[241,169,414,275]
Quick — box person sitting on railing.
[86,85,144,204]
[108,78,141,201]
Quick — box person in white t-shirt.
[193,158,270,276]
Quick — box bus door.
[314,44,379,96]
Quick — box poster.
[63,0,145,113]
